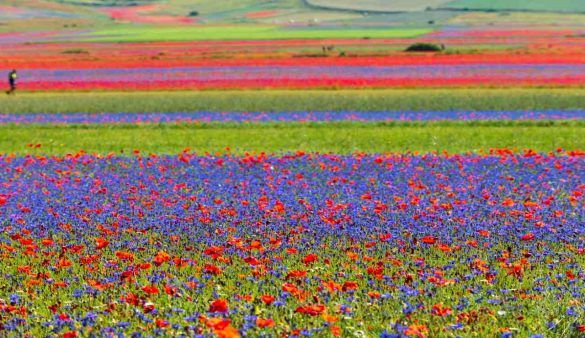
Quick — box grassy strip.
[0,123,582,155]
[85,26,430,42]
[0,89,584,114]
[443,0,585,13]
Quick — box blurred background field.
[0,0,583,155]
[0,89,582,155]
[1,89,584,114]
[0,0,583,38]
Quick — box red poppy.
[95,237,109,250]
[41,238,54,246]
[63,331,78,338]
[432,303,452,317]
[331,326,342,337]
[216,325,240,338]
[566,270,576,280]
[206,317,231,330]
[115,251,134,261]
[302,253,318,264]
[139,263,152,270]
[204,264,223,275]
[57,258,73,269]
[122,292,139,306]
[342,281,359,292]
[261,294,275,305]
[155,318,169,328]
[477,230,490,237]
[256,317,275,328]
[421,236,437,245]
[142,285,159,295]
[405,325,428,337]
[143,303,155,313]
[153,251,171,266]
[295,304,326,316]
[322,280,341,293]
[209,299,229,313]
[521,233,535,241]
[164,285,178,296]
[282,283,299,293]
[243,256,260,266]
[286,270,307,279]
[361,193,372,200]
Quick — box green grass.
[0,122,582,155]
[444,0,585,13]
[86,25,431,42]
[1,89,584,114]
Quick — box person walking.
[6,69,17,95]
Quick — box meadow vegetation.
[1,89,583,114]
[0,121,582,155]
[0,1,584,336]
[86,25,430,42]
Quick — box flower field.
[0,110,583,125]
[11,63,585,91]
[0,152,583,337]
[0,1,584,337]
[2,48,584,91]
[0,27,583,91]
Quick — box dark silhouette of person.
[7,69,17,95]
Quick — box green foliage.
[0,89,583,114]
[405,42,443,52]
[62,48,89,54]
[85,25,430,42]
[0,122,582,155]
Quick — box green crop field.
[306,0,451,13]
[444,0,585,13]
[1,89,583,114]
[2,88,583,155]
[0,121,582,155]
[86,25,430,42]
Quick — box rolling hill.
[0,0,583,42]
[305,0,452,13]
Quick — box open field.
[444,0,585,13]
[0,121,582,155]
[8,62,585,91]
[1,89,584,113]
[0,1,583,337]
[306,0,451,12]
[86,26,430,42]
[2,111,584,124]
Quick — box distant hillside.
[305,0,452,13]
[52,0,156,5]
[443,0,585,13]
[7,0,585,23]
[0,0,584,38]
